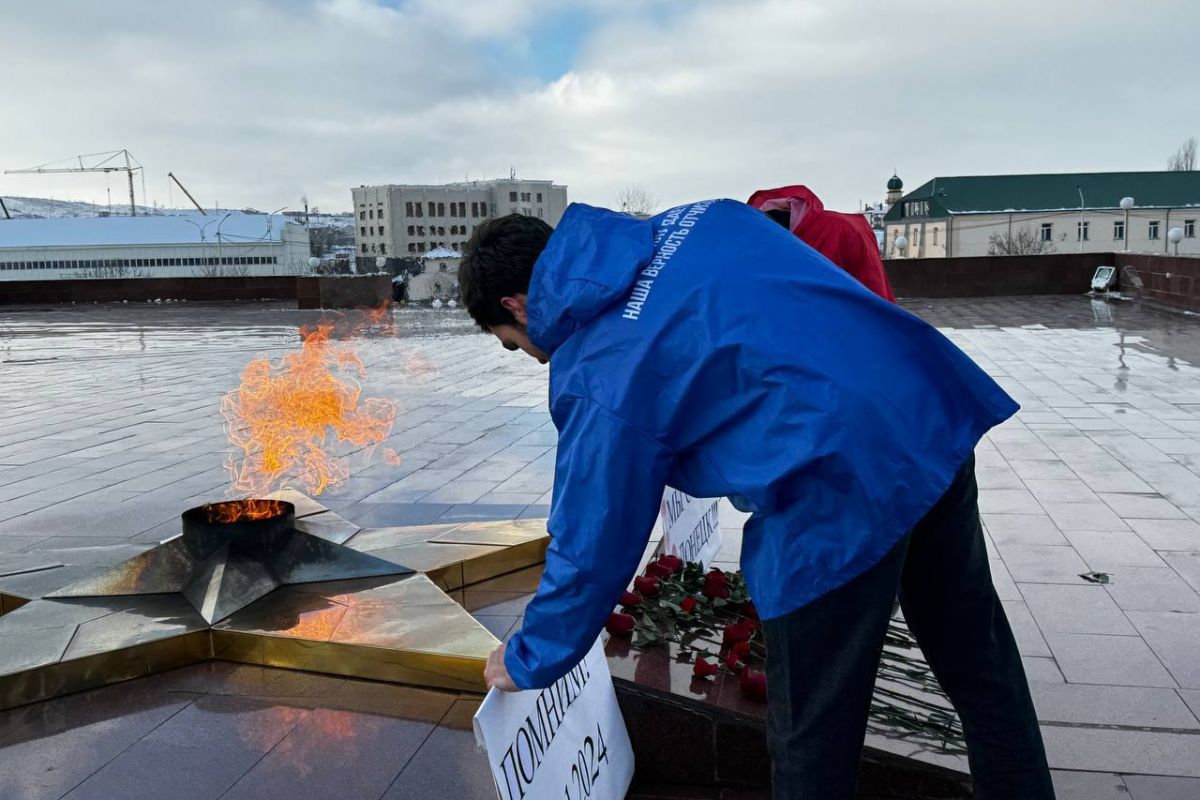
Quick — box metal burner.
[49,498,412,624]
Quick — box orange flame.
[220,307,398,518]
[204,498,287,524]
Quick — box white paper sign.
[659,488,722,569]
[473,639,634,800]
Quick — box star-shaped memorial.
[0,490,549,710]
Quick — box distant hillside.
[1,196,352,227]
[0,196,161,219]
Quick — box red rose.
[633,575,660,597]
[723,622,751,646]
[740,668,768,702]
[692,657,719,679]
[619,591,642,608]
[606,612,635,637]
[740,601,759,619]
[730,640,751,660]
[724,652,744,672]
[644,561,672,580]
[680,596,698,614]
[703,569,730,599]
[739,617,758,635]
[657,554,684,574]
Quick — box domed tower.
[886,173,903,206]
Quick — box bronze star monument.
[0,489,549,710]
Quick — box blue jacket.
[504,199,1017,689]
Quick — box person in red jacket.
[747,185,896,302]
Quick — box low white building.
[882,171,1200,259]
[403,246,461,302]
[0,213,312,281]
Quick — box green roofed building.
[882,171,1200,259]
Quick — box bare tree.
[71,264,147,279]
[1167,137,1197,171]
[987,228,1056,256]
[617,185,658,217]
[193,262,251,278]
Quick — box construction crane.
[4,149,143,216]
[168,172,206,215]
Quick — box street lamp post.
[1119,196,1135,252]
[1168,227,1184,256]
[894,235,908,259]
[180,217,217,243]
[1077,186,1085,253]
[181,217,219,274]
[214,212,233,272]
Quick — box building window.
[470,201,478,217]
[426,202,434,216]
[360,226,366,236]
[458,202,466,216]
[359,211,365,220]
[369,227,375,236]
[536,192,543,202]
[378,225,384,235]
[417,242,426,253]
[490,203,496,215]
[450,203,457,217]
[509,191,518,202]
[1076,221,1089,241]
[1040,223,1053,242]
[408,243,416,253]
[932,227,939,246]
[537,208,544,219]
[408,225,415,236]
[361,243,368,254]
[368,209,374,219]
[405,201,413,215]
[437,202,445,216]
[1114,220,1125,240]
[415,203,422,217]
[1185,220,1196,238]
[1149,221,1160,239]
[380,243,387,255]
[438,226,445,236]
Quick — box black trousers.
[762,455,1055,799]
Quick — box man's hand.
[485,643,519,692]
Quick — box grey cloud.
[2,0,1197,214]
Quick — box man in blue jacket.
[463,200,1054,800]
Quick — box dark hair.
[766,208,791,229]
[458,213,553,330]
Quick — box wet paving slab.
[1,296,1200,796]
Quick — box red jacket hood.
[747,185,895,302]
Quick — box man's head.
[458,213,554,363]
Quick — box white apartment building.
[351,178,568,261]
[882,171,1200,259]
[0,213,312,281]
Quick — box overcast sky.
[2,0,1198,215]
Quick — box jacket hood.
[746,185,825,233]
[526,203,654,355]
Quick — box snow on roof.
[425,247,461,259]
[0,212,296,249]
